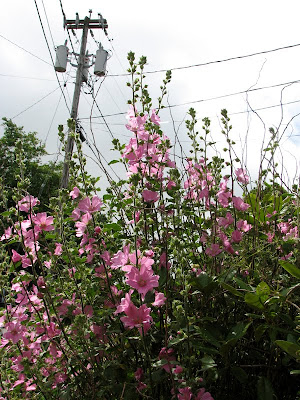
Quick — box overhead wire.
[0,73,63,82]
[107,41,300,77]
[40,0,56,51]
[33,0,70,113]
[80,77,300,120]
[0,33,52,66]
[11,87,60,119]
[86,74,117,140]
[44,91,63,144]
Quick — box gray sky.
[1,0,300,190]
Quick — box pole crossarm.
[66,19,108,30]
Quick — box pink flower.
[196,388,214,400]
[111,245,130,269]
[232,196,250,211]
[159,347,176,372]
[120,301,152,335]
[54,243,63,256]
[70,186,80,199]
[235,168,249,184]
[218,212,234,229]
[71,207,81,221]
[12,373,26,388]
[178,387,193,400]
[11,250,22,263]
[46,322,61,339]
[84,305,93,317]
[173,365,183,374]
[37,276,46,289]
[135,368,145,385]
[25,380,37,392]
[231,230,243,243]
[78,196,102,213]
[200,232,208,243]
[283,226,298,241]
[205,244,222,257]
[4,321,25,344]
[75,212,92,237]
[236,219,252,232]
[142,190,159,202]
[44,260,52,269]
[126,264,159,297]
[152,292,166,307]
[115,291,133,315]
[32,213,54,232]
[17,195,39,213]
[217,190,231,208]
[1,226,13,241]
[21,256,32,269]
[167,180,176,190]
[150,109,161,125]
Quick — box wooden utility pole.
[61,14,108,189]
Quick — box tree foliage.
[0,118,62,209]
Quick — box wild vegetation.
[0,53,299,399]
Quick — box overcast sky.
[1,0,300,191]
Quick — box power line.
[108,42,300,77]
[40,0,56,51]
[230,98,300,116]
[33,0,70,113]
[0,73,66,82]
[44,91,63,144]
[85,76,116,140]
[167,79,300,109]
[57,0,79,63]
[0,33,52,66]
[80,77,300,119]
[11,87,60,119]
[80,96,300,122]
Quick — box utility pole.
[58,13,108,189]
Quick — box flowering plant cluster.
[0,53,299,400]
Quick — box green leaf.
[159,267,167,287]
[231,366,248,383]
[108,159,119,165]
[290,370,300,375]
[257,376,274,400]
[193,327,221,348]
[200,355,216,371]
[245,292,264,309]
[226,321,252,342]
[103,223,121,232]
[255,324,268,342]
[256,282,270,297]
[168,334,187,346]
[45,233,56,240]
[194,273,213,289]
[256,282,270,303]
[233,277,253,291]
[275,340,300,359]
[1,211,11,217]
[279,260,300,279]
[221,282,243,298]
[103,194,112,201]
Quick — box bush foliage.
[0,53,299,399]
